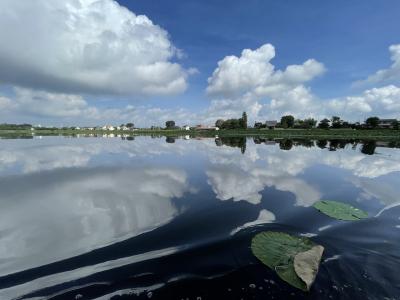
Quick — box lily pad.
[251,231,323,291]
[294,245,324,290]
[313,200,368,221]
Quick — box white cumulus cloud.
[0,0,189,96]
[205,43,325,122]
[355,44,400,87]
[207,44,325,97]
[326,85,400,120]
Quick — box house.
[378,119,397,129]
[265,120,278,129]
[182,125,190,131]
[102,125,115,131]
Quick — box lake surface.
[0,136,399,300]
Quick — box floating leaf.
[294,245,324,290]
[251,231,323,291]
[313,200,368,221]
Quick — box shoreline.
[0,128,399,140]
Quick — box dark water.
[0,136,399,300]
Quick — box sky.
[0,0,400,126]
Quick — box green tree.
[165,120,176,129]
[391,120,399,130]
[365,117,380,129]
[126,123,134,128]
[318,118,330,129]
[254,122,263,129]
[331,116,343,128]
[240,111,248,129]
[280,115,295,128]
[215,119,225,128]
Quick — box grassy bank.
[0,128,399,140]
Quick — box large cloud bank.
[0,0,188,96]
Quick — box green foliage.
[240,111,248,129]
[294,118,317,129]
[126,123,134,128]
[313,200,368,221]
[218,113,247,130]
[215,119,224,128]
[331,116,343,128]
[281,115,295,128]
[0,123,32,130]
[165,120,176,129]
[365,117,380,129]
[318,118,330,129]
[251,231,321,291]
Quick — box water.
[0,136,399,299]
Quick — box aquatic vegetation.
[251,231,324,291]
[313,200,368,221]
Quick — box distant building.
[378,119,397,129]
[182,125,190,131]
[102,125,115,131]
[265,120,278,129]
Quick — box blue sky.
[124,0,400,96]
[0,0,400,126]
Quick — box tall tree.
[365,117,380,129]
[215,119,225,128]
[280,115,295,128]
[331,116,343,128]
[165,120,176,129]
[241,112,248,129]
[318,118,330,129]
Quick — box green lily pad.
[251,231,323,291]
[313,200,368,221]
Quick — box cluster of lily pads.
[251,200,368,291]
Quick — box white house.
[182,125,190,131]
[102,125,115,131]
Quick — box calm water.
[0,136,399,300]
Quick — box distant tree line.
[0,123,32,130]
[252,115,399,130]
[215,112,248,129]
